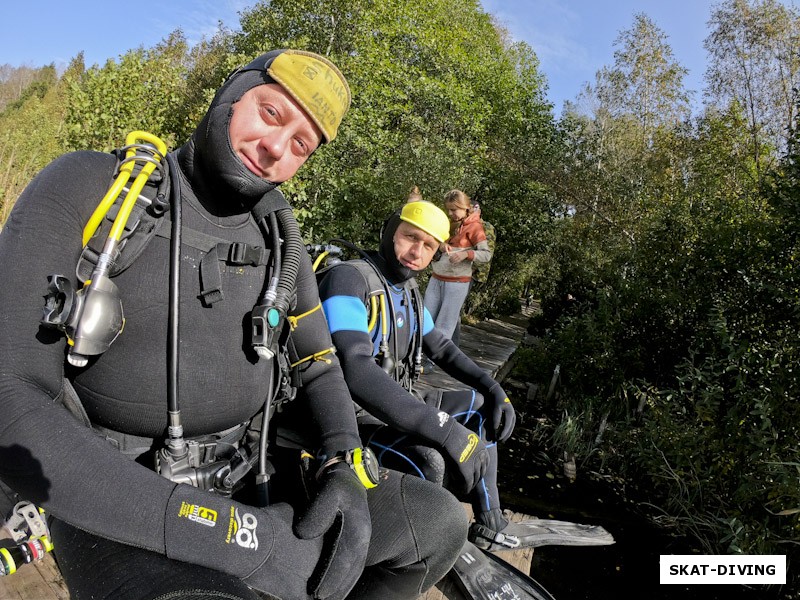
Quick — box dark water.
[496,427,793,600]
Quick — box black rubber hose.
[273,208,302,314]
[165,152,181,417]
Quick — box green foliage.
[63,32,193,152]
[705,0,800,173]
[0,63,69,222]
[532,103,800,567]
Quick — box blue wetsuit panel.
[322,295,370,334]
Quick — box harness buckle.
[228,242,264,266]
[229,242,248,264]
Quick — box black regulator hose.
[164,152,185,458]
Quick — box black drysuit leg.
[346,471,468,599]
[50,517,263,600]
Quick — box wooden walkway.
[0,311,532,600]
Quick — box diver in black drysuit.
[318,205,532,551]
[0,50,466,600]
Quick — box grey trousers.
[423,278,470,340]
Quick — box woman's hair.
[443,189,471,211]
[407,185,423,203]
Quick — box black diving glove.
[164,484,325,599]
[441,422,489,495]
[486,383,516,443]
[295,462,371,600]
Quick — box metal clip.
[2,502,49,543]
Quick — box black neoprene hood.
[188,51,286,204]
[379,212,418,284]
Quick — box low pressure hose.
[253,205,304,504]
[251,205,302,361]
[164,152,187,461]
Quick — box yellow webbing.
[287,302,335,367]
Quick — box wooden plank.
[422,514,537,600]
[0,554,67,600]
[36,555,70,599]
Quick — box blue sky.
[3,1,793,116]
[481,0,716,114]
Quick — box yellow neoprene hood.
[400,201,451,243]
[267,50,351,143]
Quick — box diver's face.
[394,221,440,272]
[229,83,323,183]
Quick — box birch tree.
[704,0,800,175]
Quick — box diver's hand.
[442,423,489,495]
[295,462,371,600]
[164,484,324,599]
[486,383,516,443]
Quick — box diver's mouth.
[239,152,269,178]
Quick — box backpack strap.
[347,260,386,298]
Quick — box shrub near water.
[521,135,800,591]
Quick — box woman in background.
[423,189,491,340]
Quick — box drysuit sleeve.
[286,252,362,455]
[0,152,178,552]
[318,265,459,447]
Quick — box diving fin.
[470,516,616,550]
[448,540,557,600]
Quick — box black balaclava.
[376,212,417,284]
[177,51,285,214]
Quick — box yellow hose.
[312,251,329,272]
[379,293,388,338]
[368,295,379,333]
[82,131,168,246]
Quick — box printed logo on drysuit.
[226,506,260,550]
[437,411,449,428]
[459,433,480,463]
[396,314,405,329]
[178,501,217,527]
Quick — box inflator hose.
[273,207,303,313]
[254,205,305,503]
